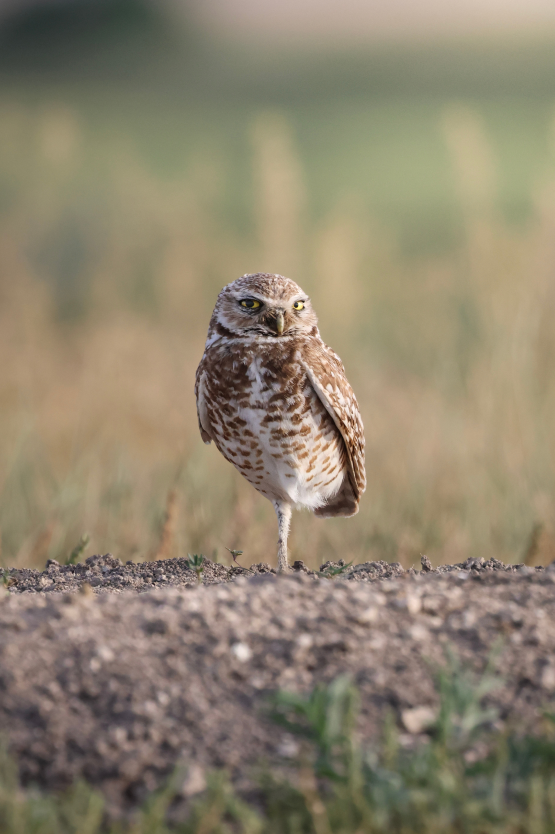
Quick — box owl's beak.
[276,310,285,336]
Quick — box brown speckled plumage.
[195,273,365,570]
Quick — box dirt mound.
[1,556,554,815]
[4,551,529,595]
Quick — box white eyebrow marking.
[232,294,308,306]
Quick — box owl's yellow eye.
[293,301,305,311]
[240,299,261,309]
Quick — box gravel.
[1,554,555,814]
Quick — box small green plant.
[318,560,353,580]
[433,644,502,752]
[225,547,255,573]
[1,569,10,588]
[270,674,358,781]
[187,553,205,584]
[225,546,244,565]
[66,533,90,566]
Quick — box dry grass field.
[2,99,555,572]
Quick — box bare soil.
[1,554,555,815]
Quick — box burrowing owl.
[195,273,365,571]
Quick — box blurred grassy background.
[2,0,555,570]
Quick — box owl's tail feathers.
[314,475,359,518]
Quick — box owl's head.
[208,273,318,341]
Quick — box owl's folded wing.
[194,364,213,445]
[300,347,366,499]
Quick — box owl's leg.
[274,501,292,573]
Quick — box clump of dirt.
[1,554,554,815]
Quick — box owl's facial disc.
[212,276,318,339]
